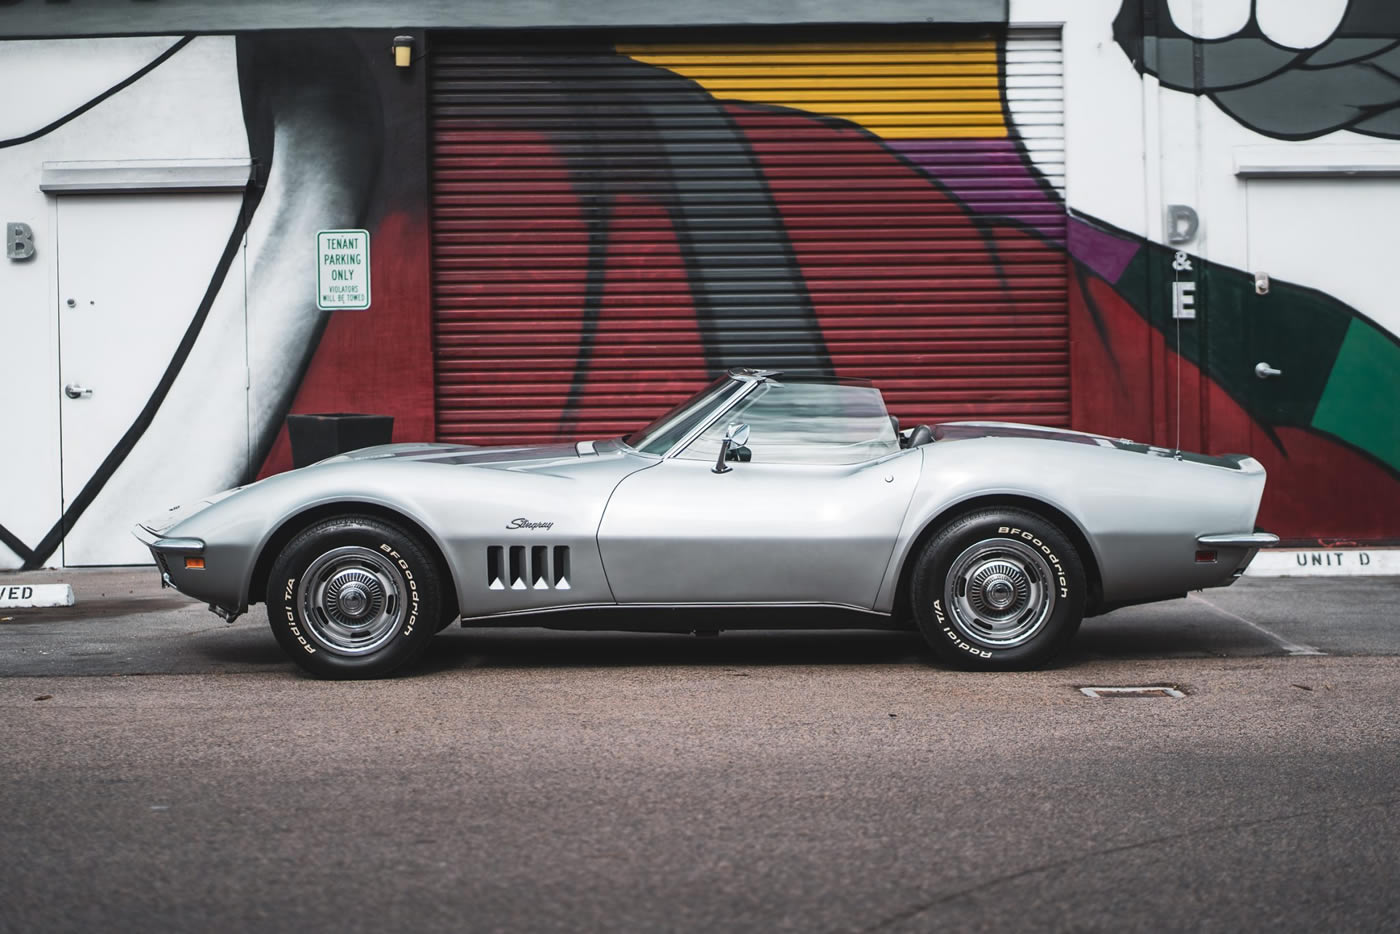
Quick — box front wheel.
[266,515,442,679]
[911,508,1085,670]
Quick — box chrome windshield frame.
[614,370,775,460]
[660,377,764,460]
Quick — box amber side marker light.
[185,557,206,570]
[1195,550,1217,564]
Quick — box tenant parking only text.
[317,229,371,310]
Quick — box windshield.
[623,376,737,455]
[675,380,899,465]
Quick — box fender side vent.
[531,546,549,589]
[486,546,504,590]
[553,546,571,590]
[487,544,570,590]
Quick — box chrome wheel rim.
[297,546,404,656]
[944,538,1056,649]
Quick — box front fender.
[148,464,467,615]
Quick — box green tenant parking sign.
[317,229,371,310]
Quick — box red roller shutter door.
[430,31,1068,444]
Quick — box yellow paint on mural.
[619,41,1008,139]
[695,77,1001,91]
[619,41,999,54]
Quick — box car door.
[596,380,921,608]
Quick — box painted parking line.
[1189,593,1325,657]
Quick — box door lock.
[1254,362,1282,380]
[64,383,93,399]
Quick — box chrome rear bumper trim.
[1197,532,1280,547]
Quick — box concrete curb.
[1245,548,1400,577]
[0,583,76,607]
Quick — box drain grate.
[1078,685,1186,699]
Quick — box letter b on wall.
[7,222,34,260]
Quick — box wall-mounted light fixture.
[393,35,414,68]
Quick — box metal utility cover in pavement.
[1079,686,1186,699]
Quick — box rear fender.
[874,439,1266,612]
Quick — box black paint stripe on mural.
[20,188,256,570]
[0,37,193,150]
[631,61,831,376]
[542,47,618,433]
[701,88,831,375]
[559,196,615,431]
[0,523,36,566]
[1070,259,1121,383]
[540,49,832,424]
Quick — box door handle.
[1254,362,1282,380]
[64,383,93,399]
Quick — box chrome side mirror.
[713,422,750,474]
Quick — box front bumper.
[132,524,205,590]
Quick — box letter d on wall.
[7,222,34,260]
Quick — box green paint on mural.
[1115,244,1353,429]
[1311,320,1400,472]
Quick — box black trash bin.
[285,413,395,468]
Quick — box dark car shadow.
[412,627,939,675]
[186,600,1287,679]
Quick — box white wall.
[0,36,247,568]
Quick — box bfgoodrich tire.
[911,508,1085,671]
[265,515,442,679]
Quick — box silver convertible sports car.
[136,368,1277,678]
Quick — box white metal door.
[58,193,248,566]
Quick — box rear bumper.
[1198,531,1279,583]
[1197,532,1280,548]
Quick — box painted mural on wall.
[430,36,1071,445]
[1098,0,1400,541]
[429,26,1400,542]
[2,3,1400,571]
[1114,0,1400,140]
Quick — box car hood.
[137,440,625,538]
[319,441,588,467]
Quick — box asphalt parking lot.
[2,569,1399,932]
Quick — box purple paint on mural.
[887,138,1066,241]
[1066,215,1141,285]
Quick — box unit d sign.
[317,229,371,310]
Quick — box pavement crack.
[857,796,1399,933]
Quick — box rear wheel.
[911,508,1085,670]
[265,515,441,679]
